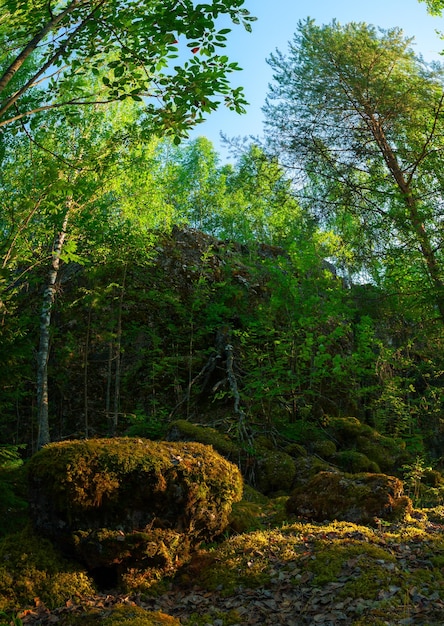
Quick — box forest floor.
[16,513,444,626]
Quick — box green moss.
[29,437,242,534]
[255,449,296,494]
[421,505,444,524]
[0,527,95,611]
[325,416,410,472]
[28,438,243,579]
[241,484,269,505]
[53,604,180,625]
[229,501,264,533]
[311,439,337,458]
[185,531,275,596]
[307,540,396,587]
[326,417,374,442]
[355,434,408,472]
[422,469,444,487]
[334,450,380,473]
[287,471,412,524]
[284,443,308,458]
[168,421,239,458]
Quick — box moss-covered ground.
[2,429,444,625]
[1,500,444,625]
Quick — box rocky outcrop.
[286,471,412,524]
[28,438,243,575]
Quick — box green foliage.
[0,447,28,537]
[419,0,444,16]
[400,456,444,506]
[0,611,22,626]
[0,445,24,470]
[125,408,169,440]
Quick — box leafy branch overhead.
[0,0,256,136]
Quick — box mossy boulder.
[284,442,308,458]
[286,471,412,524]
[333,450,380,473]
[325,417,409,472]
[311,439,337,459]
[28,438,242,573]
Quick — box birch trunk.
[112,264,127,434]
[36,207,70,450]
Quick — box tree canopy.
[0,0,255,137]
[264,19,444,324]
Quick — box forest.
[4,0,444,625]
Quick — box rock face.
[286,471,412,524]
[28,438,243,573]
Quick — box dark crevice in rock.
[90,565,119,591]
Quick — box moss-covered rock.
[255,449,296,495]
[333,450,380,473]
[28,438,243,574]
[51,604,180,625]
[166,420,239,458]
[311,439,337,459]
[0,527,95,611]
[325,416,375,442]
[284,442,308,458]
[325,416,409,472]
[286,471,412,524]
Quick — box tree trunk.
[367,113,444,322]
[36,207,70,450]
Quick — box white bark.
[36,207,70,449]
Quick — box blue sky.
[189,0,444,160]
